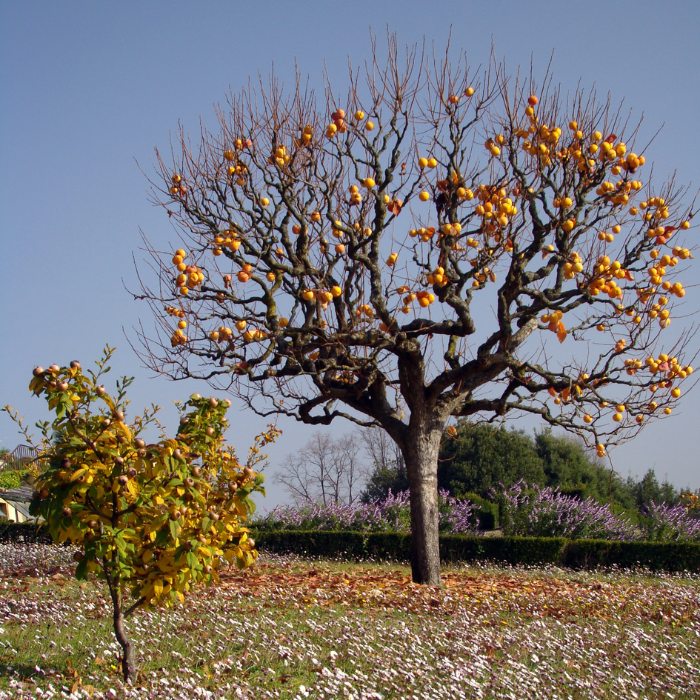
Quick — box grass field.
[0,544,698,699]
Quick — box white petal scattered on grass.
[0,544,698,699]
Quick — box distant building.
[2,445,38,472]
[0,486,35,523]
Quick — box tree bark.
[112,596,136,682]
[402,420,444,585]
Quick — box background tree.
[629,468,679,509]
[3,348,275,682]
[360,426,408,503]
[135,40,696,584]
[275,432,364,506]
[534,429,635,506]
[438,422,544,497]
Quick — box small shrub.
[638,501,700,542]
[257,489,481,534]
[491,480,636,540]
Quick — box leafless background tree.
[275,432,366,506]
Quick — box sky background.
[2,0,700,509]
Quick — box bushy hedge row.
[0,519,52,543]
[252,530,700,572]
[4,519,699,572]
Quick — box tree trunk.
[403,421,444,585]
[113,604,136,683]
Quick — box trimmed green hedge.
[252,530,700,573]
[0,519,51,543]
[3,521,699,572]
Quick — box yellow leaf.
[177,591,184,604]
[70,468,88,482]
[116,422,132,441]
[153,579,163,597]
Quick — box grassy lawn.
[0,544,698,699]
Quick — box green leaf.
[186,551,198,570]
[201,516,212,534]
[75,558,88,580]
[169,518,181,540]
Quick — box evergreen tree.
[437,422,544,498]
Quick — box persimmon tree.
[3,347,275,682]
[135,41,696,585]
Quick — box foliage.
[628,468,680,509]
[492,480,636,540]
[252,530,700,572]
[0,520,51,543]
[437,421,634,506]
[0,469,29,490]
[359,460,409,504]
[438,422,545,498]
[2,347,278,681]
[257,489,480,534]
[638,501,700,542]
[561,538,700,572]
[435,421,680,517]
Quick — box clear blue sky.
[2,0,700,507]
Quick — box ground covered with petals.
[0,544,698,699]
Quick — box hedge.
[252,530,700,573]
[3,521,698,572]
[0,519,52,544]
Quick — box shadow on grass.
[0,661,45,680]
